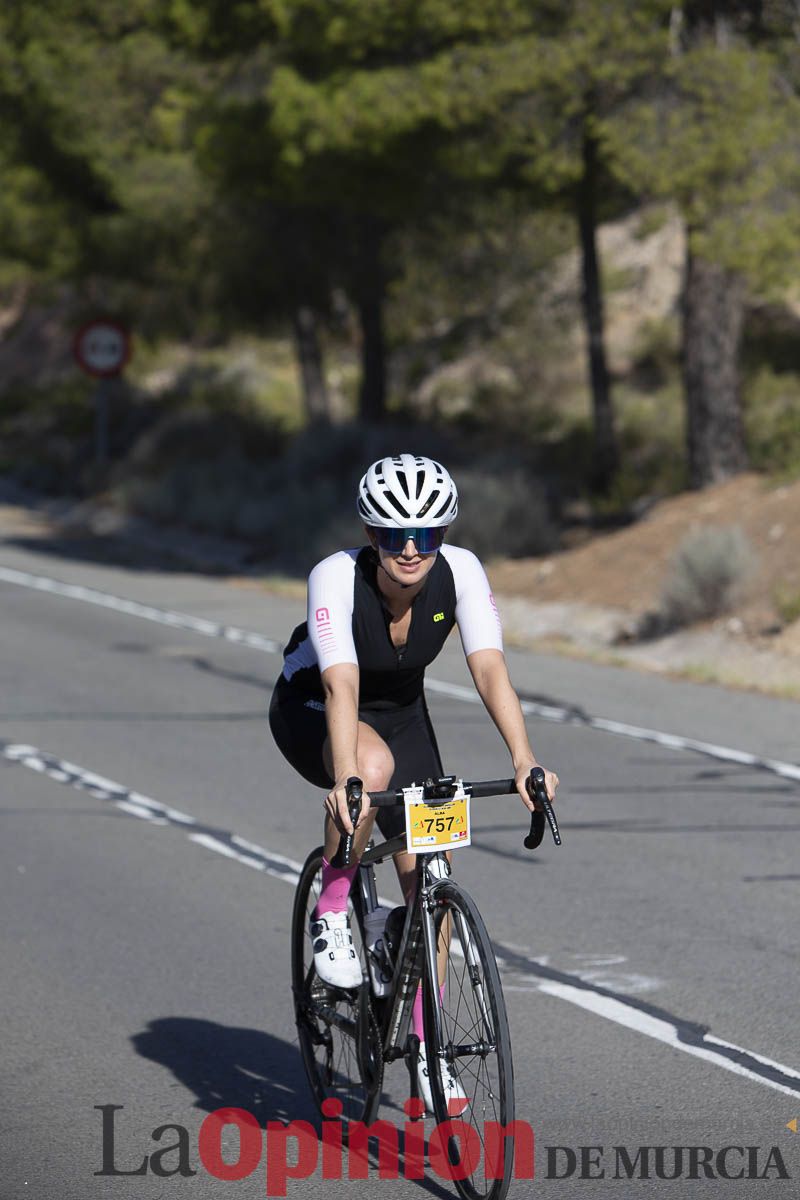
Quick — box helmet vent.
[418,489,439,518]
[365,492,393,522]
[385,491,410,518]
[431,492,453,520]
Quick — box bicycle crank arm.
[314,1003,358,1039]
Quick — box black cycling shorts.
[268,676,444,839]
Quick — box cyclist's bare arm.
[321,662,371,835]
[466,648,559,809]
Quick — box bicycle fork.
[420,883,497,1067]
[452,906,496,1041]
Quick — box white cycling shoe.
[417,1042,468,1115]
[310,910,362,989]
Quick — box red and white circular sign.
[74,319,131,378]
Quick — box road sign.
[74,319,131,378]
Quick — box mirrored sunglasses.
[370,526,446,553]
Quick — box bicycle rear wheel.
[422,881,515,1200]
[291,848,382,1124]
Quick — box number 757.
[422,815,455,834]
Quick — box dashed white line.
[3,736,799,1101]
[536,981,800,1100]
[2,564,799,783]
[116,800,168,824]
[427,680,800,781]
[188,832,276,873]
[2,742,197,824]
[3,565,800,1092]
[0,565,281,653]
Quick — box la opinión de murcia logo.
[95,1106,792,1192]
[95,1102,535,1194]
[545,1144,790,1181]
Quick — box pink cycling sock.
[412,983,446,1040]
[314,856,358,917]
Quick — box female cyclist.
[269,453,559,1107]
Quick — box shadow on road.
[120,649,277,696]
[130,1016,456,1197]
[132,1016,317,1124]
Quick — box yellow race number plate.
[404,785,471,854]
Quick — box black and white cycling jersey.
[279,543,503,709]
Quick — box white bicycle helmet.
[357,454,458,528]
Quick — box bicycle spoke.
[424,881,514,1200]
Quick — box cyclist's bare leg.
[321,721,394,862]
[321,726,451,982]
[392,850,417,905]
[396,850,452,988]
[394,848,452,902]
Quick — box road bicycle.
[291,767,561,1200]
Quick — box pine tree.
[0,1,206,330]
[258,1,670,466]
[608,3,800,486]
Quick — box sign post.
[73,319,132,465]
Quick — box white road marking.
[2,742,197,824]
[501,951,661,995]
[3,736,799,1101]
[116,800,168,824]
[0,565,281,652]
[188,832,279,874]
[427,680,800,780]
[565,953,661,995]
[536,981,800,1100]
[2,563,799,783]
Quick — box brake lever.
[331,777,364,868]
[524,766,562,849]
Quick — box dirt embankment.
[487,473,800,698]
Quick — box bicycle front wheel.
[422,881,515,1200]
[291,848,382,1124]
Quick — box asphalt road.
[1,531,798,1200]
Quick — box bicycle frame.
[309,770,558,1078]
[354,835,463,1065]
[293,770,559,1200]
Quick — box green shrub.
[744,366,800,480]
[116,417,556,570]
[659,525,755,628]
[0,379,96,493]
[630,318,680,392]
[634,205,673,241]
[454,459,556,560]
[773,583,800,626]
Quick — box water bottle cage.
[367,939,393,986]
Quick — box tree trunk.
[683,241,748,488]
[353,216,387,424]
[677,6,748,489]
[292,305,330,423]
[577,128,619,493]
